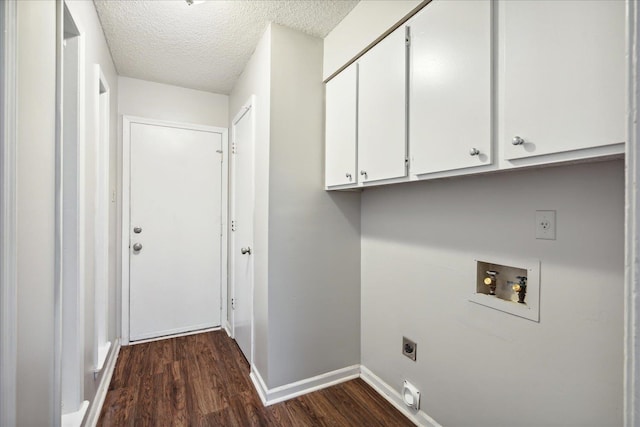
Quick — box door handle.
[241,247,252,255]
[133,243,143,251]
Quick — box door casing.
[229,96,256,365]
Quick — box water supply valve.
[512,276,528,304]
[483,270,499,295]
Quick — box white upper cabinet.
[409,0,492,176]
[325,63,358,188]
[358,26,408,184]
[501,0,626,162]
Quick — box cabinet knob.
[346,173,352,180]
[360,170,367,177]
[469,148,480,156]
[512,136,525,146]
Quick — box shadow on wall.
[360,159,624,275]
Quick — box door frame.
[121,116,228,345]
[93,65,110,370]
[56,1,87,419]
[229,96,256,365]
[0,0,17,425]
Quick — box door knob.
[133,243,142,251]
[512,136,525,146]
[241,247,252,255]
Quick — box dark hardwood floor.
[98,330,414,426]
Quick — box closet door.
[325,63,357,188]
[358,26,407,184]
[502,0,625,161]
[409,0,492,175]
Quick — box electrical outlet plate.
[535,210,556,240]
[402,337,417,361]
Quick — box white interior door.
[129,122,222,341]
[231,102,254,362]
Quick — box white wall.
[16,1,57,424]
[228,25,272,381]
[267,24,361,388]
[361,160,624,426]
[323,0,423,79]
[118,76,228,127]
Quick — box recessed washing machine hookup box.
[469,257,540,322]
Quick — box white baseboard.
[250,364,361,406]
[360,365,441,427]
[84,338,121,427]
[62,400,88,427]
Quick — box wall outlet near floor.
[402,337,417,361]
[535,210,556,240]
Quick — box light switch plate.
[535,210,556,240]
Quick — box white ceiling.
[94,0,359,94]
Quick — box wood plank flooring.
[98,331,414,426]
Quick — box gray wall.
[267,24,361,388]
[228,24,361,389]
[16,1,56,424]
[361,160,624,426]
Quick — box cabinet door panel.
[502,0,626,161]
[410,0,492,175]
[325,64,357,187]
[358,27,407,183]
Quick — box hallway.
[98,331,413,426]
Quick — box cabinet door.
[358,26,407,183]
[502,0,626,161]
[409,0,492,175]
[325,64,357,188]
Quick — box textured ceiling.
[94,0,359,94]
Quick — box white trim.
[84,338,120,427]
[127,327,220,346]
[93,65,110,373]
[75,14,87,415]
[220,119,229,340]
[121,115,228,345]
[360,366,441,427]
[625,0,640,425]
[0,1,17,425]
[61,401,88,427]
[224,321,232,337]
[130,323,219,343]
[57,1,87,418]
[229,95,256,365]
[54,1,64,421]
[250,364,360,406]
[55,1,86,414]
